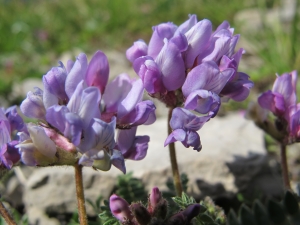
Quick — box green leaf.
[239,204,257,225]
[268,199,286,224]
[198,213,215,223]
[284,190,299,215]
[253,200,270,225]
[227,210,240,225]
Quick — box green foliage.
[99,200,119,225]
[227,190,300,225]
[115,172,148,203]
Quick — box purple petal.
[155,37,186,91]
[184,19,212,68]
[220,72,253,101]
[78,87,101,129]
[20,88,46,120]
[185,131,201,151]
[103,73,132,113]
[67,81,87,113]
[148,22,178,59]
[85,50,109,94]
[5,106,26,132]
[164,129,186,146]
[118,79,144,118]
[46,105,69,133]
[65,53,88,98]
[184,90,220,116]
[2,141,20,169]
[27,124,56,158]
[110,194,132,222]
[111,150,126,174]
[133,56,166,94]
[258,90,285,116]
[117,128,149,161]
[118,100,156,126]
[175,14,198,36]
[0,121,11,148]
[126,40,148,63]
[182,61,234,97]
[66,60,74,73]
[64,113,83,146]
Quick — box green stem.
[74,163,88,225]
[0,201,17,225]
[280,143,291,190]
[168,107,183,197]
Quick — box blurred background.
[0,0,300,109]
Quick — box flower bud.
[109,194,133,222]
[167,204,201,225]
[130,202,151,225]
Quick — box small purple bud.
[109,194,133,222]
[149,187,162,212]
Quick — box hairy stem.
[280,143,291,190]
[168,107,183,197]
[0,201,17,225]
[74,163,88,225]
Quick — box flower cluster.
[109,187,201,225]
[127,15,253,151]
[0,106,26,169]
[258,71,300,144]
[18,50,156,173]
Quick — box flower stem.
[280,143,291,190]
[0,201,17,225]
[74,163,88,225]
[168,107,183,197]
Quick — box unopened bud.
[167,204,201,225]
[109,194,133,222]
[130,202,151,225]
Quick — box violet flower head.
[19,50,155,172]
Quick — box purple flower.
[258,71,297,121]
[164,108,211,151]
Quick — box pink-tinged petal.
[149,187,162,211]
[126,40,148,63]
[27,124,56,158]
[133,56,166,94]
[182,61,234,97]
[156,38,186,91]
[184,90,220,116]
[220,72,253,101]
[43,127,76,152]
[175,14,198,36]
[78,87,101,129]
[85,50,109,94]
[184,19,212,68]
[118,79,144,118]
[111,150,126,174]
[65,53,88,98]
[20,88,46,120]
[118,100,156,126]
[110,194,133,222]
[46,105,69,133]
[148,22,178,59]
[103,73,132,112]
